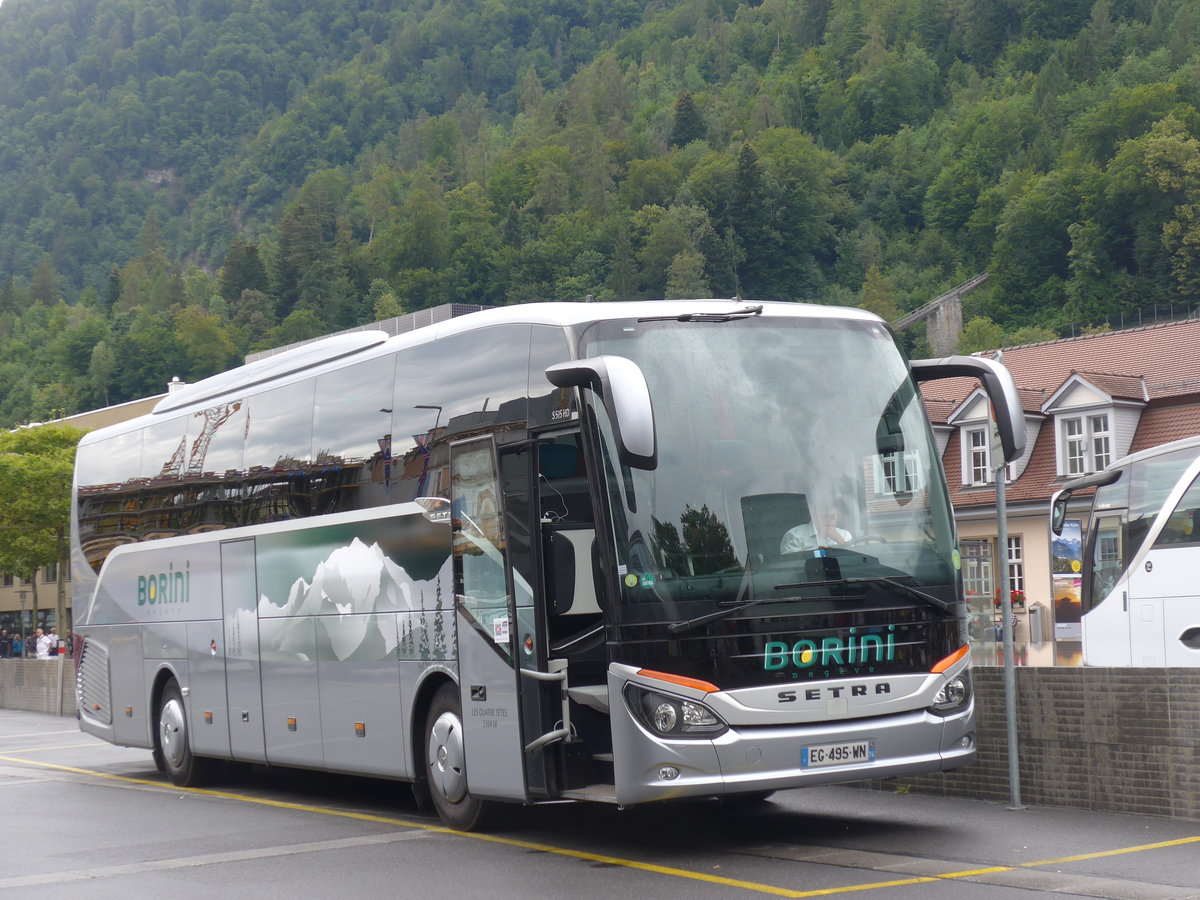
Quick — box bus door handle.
[1179,627,1200,650]
[520,667,571,753]
[1122,591,1127,613]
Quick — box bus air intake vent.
[76,639,113,725]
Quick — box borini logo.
[137,562,190,606]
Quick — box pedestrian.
[13,633,24,658]
[47,625,59,657]
[35,627,53,660]
[0,629,11,658]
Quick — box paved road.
[1,709,1197,899]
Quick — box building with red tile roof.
[918,317,1200,665]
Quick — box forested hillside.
[1,0,1199,427]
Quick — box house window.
[968,428,990,484]
[879,450,923,494]
[961,540,993,603]
[1006,536,1024,599]
[44,563,57,583]
[1090,414,1111,470]
[1062,413,1111,476]
[2,573,11,587]
[1065,417,1086,475]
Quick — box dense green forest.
[2,0,1200,427]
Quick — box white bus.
[72,300,1024,829]
[1051,434,1200,666]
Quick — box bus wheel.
[156,680,217,787]
[425,683,493,831]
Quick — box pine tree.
[669,91,707,148]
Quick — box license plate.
[801,739,875,768]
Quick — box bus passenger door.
[1082,513,1132,665]
[450,437,530,802]
[221,538,266,762]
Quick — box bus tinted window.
[243,382,316,524]
[138,415,191,541]
[312,353,398,513]
[528,325,573,428]
[1127,447,1196,552]
[391,325,532,501]
[76,430,144,572]
[1154,473,1200,546]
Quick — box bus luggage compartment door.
[450,438,528,802]
[221,538,266,763]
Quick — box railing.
[892,272,990,330]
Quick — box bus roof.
[80,299,880,446]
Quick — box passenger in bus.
[780,507,853,554]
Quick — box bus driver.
[780,507,853,553]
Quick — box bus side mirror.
[545,356,658,470]
[1049,490,1070,536]
[911,355,1026,464]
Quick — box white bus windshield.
[578,314,958,625]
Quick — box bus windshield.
[578,314,958,628]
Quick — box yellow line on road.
[1023,835,1200,866]
[2,753,1198,897]
[0,743,105,754]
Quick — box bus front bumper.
[609,697,975,806]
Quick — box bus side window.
[1154,475,1200,546]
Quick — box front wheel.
[425,683,494,830]
[156,680,219,787]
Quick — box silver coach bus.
[72,300,1024,829]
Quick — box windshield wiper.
[774,576,952,614]
[668,575,951,635]
[668,587,779,635]
[639,304,763,324]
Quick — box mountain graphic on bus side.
[258,537,452,662]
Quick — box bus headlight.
[929,671,971,716]
[625,685,727,738]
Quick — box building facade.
[921,318,1200,665]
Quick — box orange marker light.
[931,644,970,674]
[636,669,719,694]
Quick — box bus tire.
[156,679,218,787]
[425,683,493,831]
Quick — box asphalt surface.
[1,708,1197,899]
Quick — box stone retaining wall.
[0,659,74,717]
[870,667,1200,821]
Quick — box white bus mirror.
[910,355,1026,464]
[545,356,658,470]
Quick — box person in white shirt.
[780,507,853,554]
[35,628,54,660]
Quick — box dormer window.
[1061,412,1110,475]
[1044,372,1144,479]
[968,427,990,485]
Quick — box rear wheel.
[156,680,220,787]
[425,683,493,830]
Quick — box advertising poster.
[1051,518,1083,641]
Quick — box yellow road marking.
[0,743,105,754]
[2,753,1197,897]
[1023,835,1200,866]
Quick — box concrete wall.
[0,659,75,717]
[872,667,1200,821]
